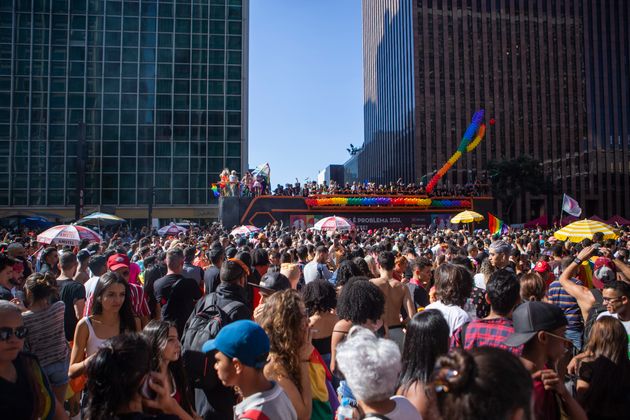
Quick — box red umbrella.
[37,224,102,246]
[313,216,355,233]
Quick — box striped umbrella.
[37,224,102,246]
[157,223,188,237]
[313,216,355,232]
[450,210,484,224]
[230,225,261,236]
[76,212,126,226]
[553,219,618,243]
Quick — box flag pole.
[559,194,564,227]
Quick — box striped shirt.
[84,282,150,318]
[547,278,584,332]
[22,301,69,367]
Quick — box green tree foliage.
[487,156,544,222]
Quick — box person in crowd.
[302,279,338,368]
[534,259,556,286]
[429,347,533,420]
[82,255,108,312]
[182,246,204,289]
[142,320,195,416]
[335,326,421,420]
[21,272,69,404]
[425,263,472,337]
[407,257,432,311]
[85,333,195,420]
[571,317,630,419]
[202,244,224,295]
[0,301,68,420]
[488,240,513,271]
[303,246,332,284]
[74,249,92,284]
[69,272,139,381]
[0,252,18,301]
[56,251,85,342]
[193,258,252,420]
[597,280,630,358]
[547,257,585,351]
[143,252,167,319]
[153,248,202,336]
[461,269,522,355]
[392,254,408,282]
[505,301,587,420]
[39,247,60,277]
[473,257,494,290]
[204,320,297,420]
[397,309,449,417]
[333,259,360,289]
[257,289,315,420]
[251,271,291,321]
[280,262,301,290]
[520,272,547,302]
[370,251,415,351]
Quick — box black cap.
[250,271,290,295]
[505,301,568,347]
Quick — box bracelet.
[573,258,582,265]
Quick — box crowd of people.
[216,167,490,198]
[2,221,630,419]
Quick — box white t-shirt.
[473,273,486,290]
[597,311,630,358]
[426,300,471,336]
[363,396,422,420]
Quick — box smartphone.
[140,375,157,400]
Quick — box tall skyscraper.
[359,0,630,220]
[0,0,248,219]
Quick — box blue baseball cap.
[201,320,270,369]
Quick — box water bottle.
[336,397,354,420]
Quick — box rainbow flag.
[488,213,508,236]
[210,183,220,197]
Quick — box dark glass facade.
[357,0,630,220]
[0,0,247,214]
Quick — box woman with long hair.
[572,317,630,418]
[85,333,194,420]
[69,272,139,380]
[397,310,450,417]
[22,272,69,404]
[302,279,338,368]
[142,320,195,416]
[257,289,314,420]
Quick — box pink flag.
[562,194,582,217]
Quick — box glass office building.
[0,0,248,218]
[358,0,630,220]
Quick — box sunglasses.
[0,326,28,341]
[544,331,574,348]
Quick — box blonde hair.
[280,263,300,287]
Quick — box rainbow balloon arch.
[304,196,472,209]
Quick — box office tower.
[0,0,248,219]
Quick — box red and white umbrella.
[230,225,261,236]
[37,224,102,246]
[158,223,188,236]
[313,216,355,232]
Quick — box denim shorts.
[42,358,69,387]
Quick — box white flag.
[562,194,582,217]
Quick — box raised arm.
[559,246,596,320]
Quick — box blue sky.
[248,0,364,187]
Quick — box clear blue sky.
[248,0,364,187]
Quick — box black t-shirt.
[407,282,430,310]
[203,266,221,294]
[58,279,86,341]
[0,284,13,301]
[154,274,202,335]
[0,353,50,420]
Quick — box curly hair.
[302,279,337,315]
[336,277,385,324]
[434,263,473,307]
[258,289,307,392]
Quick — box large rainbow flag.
[488,213,509,236]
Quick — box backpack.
[583,288,606,342]
[181,293,243,390]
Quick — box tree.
[486,156,544,222]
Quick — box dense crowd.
[2,222,630,420]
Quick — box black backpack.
[181,293,243,390]
[583,289,607,342]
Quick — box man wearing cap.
[251,271,291,322]
[7,242,33,280]
[546,258,585,351]
[203,320,297,420]
[534,260,555,286]
[505,301,586,420]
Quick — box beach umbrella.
[553,219,618,243]
[37,225,102,246]
[76,212,126,226]
[230,225,261,236]
[450,210,484,224]
[158,223,188,236]
[313,216,355,232]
